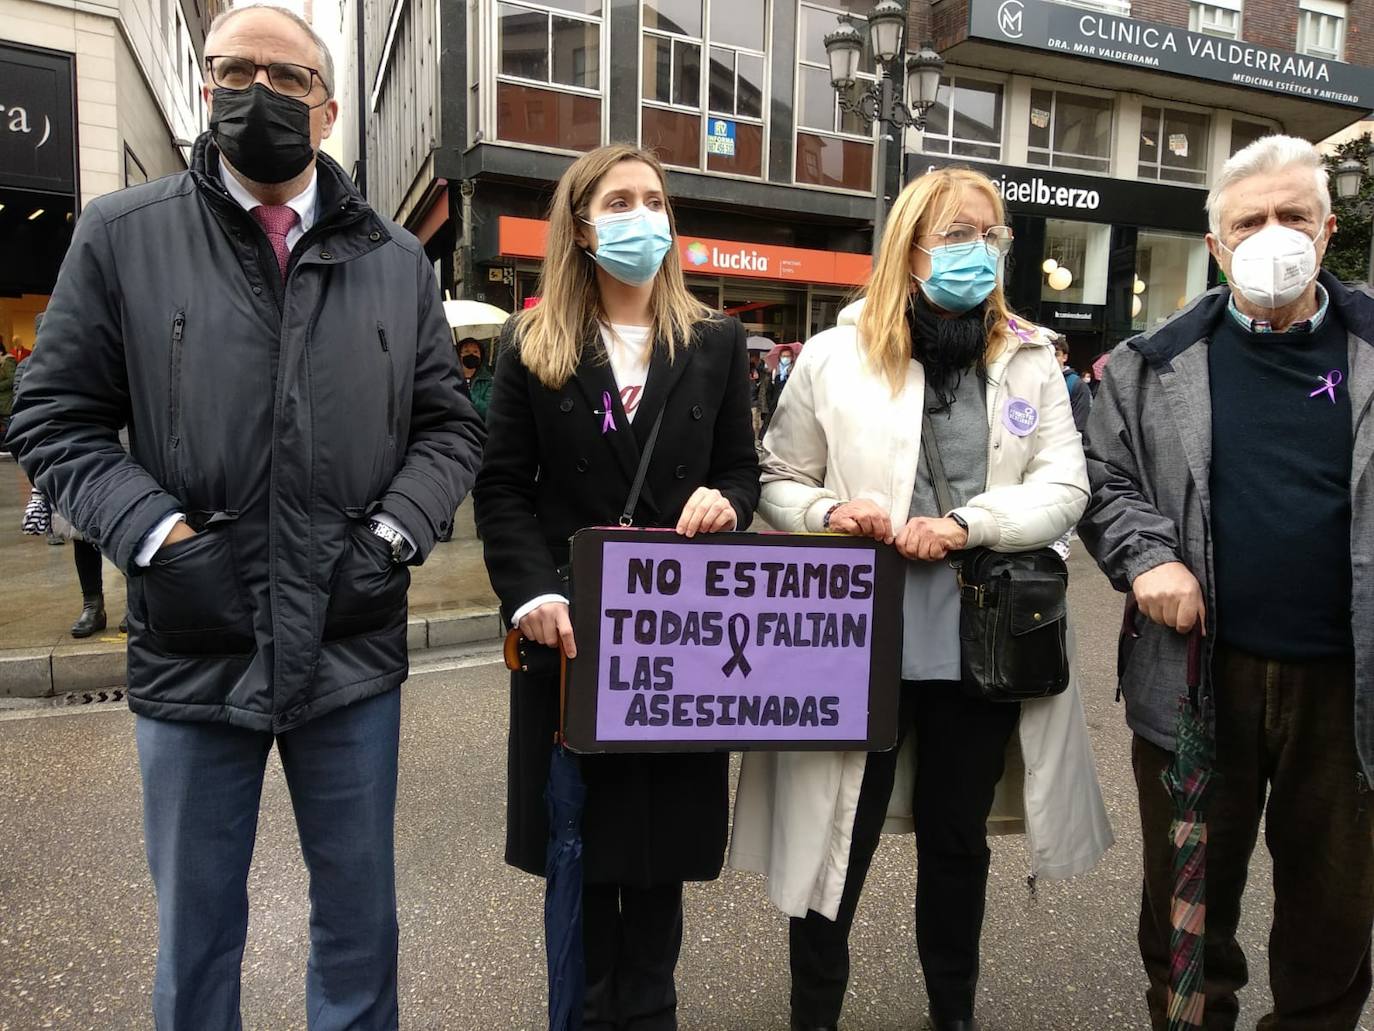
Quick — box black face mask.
[211,84,315,185]
[461,354,481,370]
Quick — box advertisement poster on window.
[706,118,737,158]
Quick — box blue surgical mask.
[583,208,673,286]
[913,240,1000,314]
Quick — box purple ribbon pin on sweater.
[1310,370,1343,403]
[599,391,617,434]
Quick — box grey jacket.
[1079,272,1374,779]
[4,134,485,732]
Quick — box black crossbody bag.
[921,411,1071,703]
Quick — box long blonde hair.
[857,167,1015,393]
[515,145,711,389]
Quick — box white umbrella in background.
[443,299,511,341]
[746,335,774,352]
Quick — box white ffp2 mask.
[1221,223,1323,310]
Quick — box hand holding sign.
[895,516,969,562]
[519,601,578,658]
[676,487,738,538]
[826,500,895,544]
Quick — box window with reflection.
[1041,219,1112,306]
[794,0,875,192]
[1027,88,1113,174]
[1229,118,1274,156]
[641,0,768,177]
[1133,231,1210,331]
[495,0,604,151]
[1138,106,1209,185]
[922,76,1004,162]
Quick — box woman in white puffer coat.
[728,167,1112,1031]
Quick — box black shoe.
[118,615,128,635]
[71,596,107,639]
[791,1019,838,1031]
[931,1018,980,1031]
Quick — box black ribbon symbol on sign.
[721,614,753,678]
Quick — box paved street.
[1,550,1370,1030]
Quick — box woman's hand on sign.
[677,487,738,538]
[1131,561,1207,635]
[827,500,894,544]
[895,516,968,562]
[519,602,577,658]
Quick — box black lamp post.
[823,0,945,253]
[1334,152,1374,286]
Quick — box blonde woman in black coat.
[473,143,759,1030]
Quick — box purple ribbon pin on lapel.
[598,391,617,434]
[1310,369,1343,403]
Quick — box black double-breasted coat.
[474,314,760,885]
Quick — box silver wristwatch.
[367,519,405,564]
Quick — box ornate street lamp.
[868,0,907,64]
[1331,153,1374,285]
[820,2,945,253]
[823,19,864,89]
[1336,157,1363,201]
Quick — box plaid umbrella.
[1162,624,1211,1031]
[505,631,585,1031]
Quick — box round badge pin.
[1002,398,1039,437]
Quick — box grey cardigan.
[1078,272,1374,781]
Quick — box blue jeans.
[135,689,402,1031]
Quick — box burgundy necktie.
[250,204,300,284]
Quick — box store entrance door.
[723,284,805,349]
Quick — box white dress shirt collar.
[219,163,318,243]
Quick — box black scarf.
[907,291,988,414]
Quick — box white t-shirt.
[509,322,655,627]
[600,323,652,423]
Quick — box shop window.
[1041,219,1112,306]
[922,76,1004,162]
[1189,0,1241,38]
[642,106,700,167]
[497,81,601,151]
[794,1,875,192]
[1229,118,1274,156]
[1297,0,1345,60]
[495,0,604,151]
[1027,89,1113,174]
[1133,231,1210,331]
[795,133,873,192]
[1138,106,1209,186]
[641,0,767,177]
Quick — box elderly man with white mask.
[1081,134,1374,1030]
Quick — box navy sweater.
[1209,308,1354,659]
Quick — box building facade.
[358,0,1374,358]
[0,0,222,353]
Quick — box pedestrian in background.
[5,6,483,1029]
[1080,134,1374,1030]
[0,340,15,441]
[474,143,759,1031]
[457,335,494,420]
[1054,334,1092,435]
[730,166,1111,1031]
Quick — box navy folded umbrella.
[545,739,586,1031]
[505,630,585,1031]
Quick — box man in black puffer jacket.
[4,7,483,1029]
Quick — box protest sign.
[565,528,903,753]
